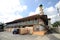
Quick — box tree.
[0,22,5,29]
[52,21,60,27]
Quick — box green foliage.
[52,21,60,27]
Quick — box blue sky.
[0,0,60,23]
[20,0,59,17]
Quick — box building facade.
[5,4,51,35]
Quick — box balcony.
[34,20,38,24]
[39,21,44,25]
[6,20,39,27]
[26,20,34,25]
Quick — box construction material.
[25,27,33,34]
[20,28,28,35]
[33,31,47,36]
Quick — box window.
[28,19,30,21]
[35,18,37,20]
[22,26,25,28]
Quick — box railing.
[34,20,38,24]
[26,21,34,25]
[6,20,39,27]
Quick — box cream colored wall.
[25,27,33,34]
[5,28,13,32]
[33,18,45,31]
[38,19,44,25]
[48,20,52,28]
[5,27,20,32]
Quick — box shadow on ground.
[46,34,60,40]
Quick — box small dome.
[39,4,43,7]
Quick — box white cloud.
[29,6,57,17]
[0,0,27,23]
[29,1,60,24]
[29,12,35,16]
[55,1,60,14]
[48,15,56,18]
[28,6,57,24]
[42,1,60,24]
[44,7,60,23]
[55,1,60,9]
[44,7,59,24]
[44,7,57,16]
[29,7,40,16]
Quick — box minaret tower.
[39,4,44,15]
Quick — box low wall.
[32,31,47,36]
[53,27,60,33]
[19,27,33,35]
[5,28,14,32]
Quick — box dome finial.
[39,4,43,7]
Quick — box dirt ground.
[0,31,60,40]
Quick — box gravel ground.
[0,32,60,40]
